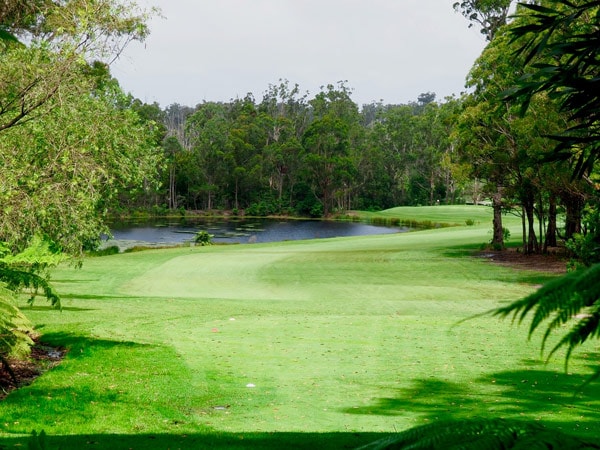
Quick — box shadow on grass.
[26,305,97,312]
[0,431,385,450]
[341,366,600,439]
[442,244,563,286]
[0,334,386,449]
[59,293,141,301]
[36,331,147,350]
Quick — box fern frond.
[494,269,580,332]
[493,264,600,372]
[0,284,33,358]
[548,304,600,368]
[0,238,64,309]
[0,266,61,309]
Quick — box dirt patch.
[0,337,66,400]
[478,247,568,274]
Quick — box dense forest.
[124,86,463,217]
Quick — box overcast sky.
[111,0,488,108]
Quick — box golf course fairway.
[0,206,598,449]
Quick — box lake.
[105,218,406,250]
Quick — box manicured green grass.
[358,204,503,227]
[1,206,598,449]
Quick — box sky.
[111,0,488,108]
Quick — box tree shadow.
[0,431,386,450]
[35,331,148,350]
[441,244,563,286]
[0,332,388,449]
[341,366,600,438]
[59,293,140,301]
[26,305,97,312]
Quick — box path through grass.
[0,206,598,448]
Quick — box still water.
[106,218,405,249]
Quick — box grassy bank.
[0,206,597,449]
[355,204,511,228]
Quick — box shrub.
[566,205,599,267]
[87,246,120,257]
[194,231,214,246]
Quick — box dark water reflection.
[106,218,405,248]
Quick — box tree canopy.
[0,0,158,255]
[505,0,600,179]
[0,0,159,358]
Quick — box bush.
[194,231,214,246]
[87,246,120,257]
[245,198,284,216]
[566,205,599,267]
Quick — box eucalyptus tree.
[184,102,231,210]
[301,82,360,216]
[453,0,516,40]
[226,95,269,210]
[259,80,310,208]
[164,103,196,150]
[362,96,462,208]
[411,99,463,205]
[368,104,417,206]
[0,0,152,134]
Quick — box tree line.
[123,85,463,218]
[125,62,595,258]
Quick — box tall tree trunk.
[207,191,213,211]
[234,178,239,210]
[537,192,545,251]
[544,193,558,251]
[491,186,504,249]
[430,170,435,206]
[562,190,585,240]
[521,207,527,254]
[524,195,539,254]
[169,164,177,210]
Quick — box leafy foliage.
[487,0,600,388]
[358,419,600,449]
[0,284,33,359]
[453,0,514,40]
[194,231,214,246]
[506,0,600,178]
[0,1,156,359]
[0,238,64,309]
[567,202,600,267]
